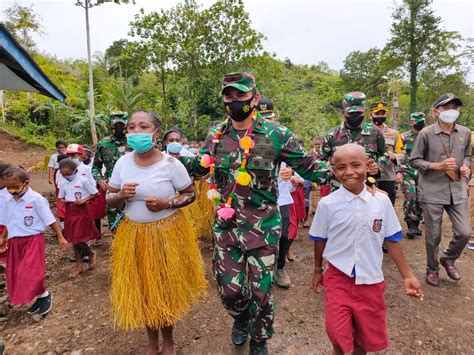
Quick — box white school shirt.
[309,185,402,285]
[47,153,59,169]
[277,162,294,207]
[0,188,56,238]
[58,174,98,202]
[77,162,95,185]
[109,152,192,223]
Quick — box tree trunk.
[408,1,418,113]
[392,83,400,130]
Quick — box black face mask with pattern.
[224,96,255,122]
[413,122,425,131]
[372,117,386,126]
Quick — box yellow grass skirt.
[111,210,207,330]
[183,179,216,240]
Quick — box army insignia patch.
[24,216,34,227]
[372,219,382,232]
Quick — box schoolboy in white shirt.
[309,143,423,354]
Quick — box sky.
[1,0,473,76]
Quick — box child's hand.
[58,236,69,250]
[310,271,323,293]
[404,275,424,301]
[280,167,293,181]
[74,198,86,205]
[367,158,379,175]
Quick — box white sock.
[37,290,49,298]
[60,221,64,230]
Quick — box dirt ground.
[1,131,474,354]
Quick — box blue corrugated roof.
[0,23,66,102]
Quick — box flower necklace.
[200,111,257,221]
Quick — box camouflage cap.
[256,97,275,119]
[432,93,463,109]
[342,92,367,113]
[109,111,128,125]
[370,101,388,113]
[410,112,426,123]
[222,72,256,94]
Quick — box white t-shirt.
[309,185,402,285]
[0,188,56,238]
[109,152,192,223]
[58,174,98,202]
[48,153,59,169]
[277,162,294,207]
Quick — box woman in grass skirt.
[107,110,207,355]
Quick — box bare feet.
[88,250,97,270]
[162,341,175,355]
[287,249,296,261]
[145,345,160,355]
[69,263,85,278]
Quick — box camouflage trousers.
[213,228,278,341]
[401,170,423,222]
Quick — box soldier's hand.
[119,183,139,200]
[367,158,379,175]
[310,271,323,293]
[144,197,169,212]
[460,164,471,178]
[396,173,403,184]
[99,179,109,191]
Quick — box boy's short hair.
[0,162,12,176]
[55,139,68,148]
[2,166,29,183]
[57,154,69,163]
[59,159,78,171]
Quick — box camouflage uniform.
[182,114,331,341]
[321,92,388,191]
[399,129,423,223]
[92,113,131,228]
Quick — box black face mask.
[224,96,255,122]
[413,123,425,131]
[82,158,92,165]
[112,124,126,139]
[372,117,386,126]
[345,115,364,128]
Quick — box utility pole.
[76,0,98,145]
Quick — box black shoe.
[406,221,416,239]
[249,339,268,355]
[231,319,248,346]
[36,293,52,316]
[414,221,422,236]
[27,299,41,315]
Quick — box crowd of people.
[0,72,472,355]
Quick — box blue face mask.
[64,170,77,182]
[188,148,198,155]
[127,132,156,153]
[167,142,182,154]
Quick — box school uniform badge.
[24,216,34,227]
[75,192,83,199]
[372,219,382,232]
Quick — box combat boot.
[413,221,422,236]
[249,339,268,355]
[406,221,417,239]
[231,315,249,346]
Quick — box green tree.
[384,0,462,112]
[3,3,44,51]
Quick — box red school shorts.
[323,264,388,353]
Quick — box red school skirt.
[55,187,65,219]
[6,234,47,305]
[64,203,99,244]
[0,225,6,264]
[87,189,106,220]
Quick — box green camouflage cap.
[342,92,367,113]
[109,111,128,125]
[410,112,426,123]
[222,72,256,94]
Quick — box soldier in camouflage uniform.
[181,72,331,355]
[92,111,131,230]
[396,112,425,238]
[321,92,388,190]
